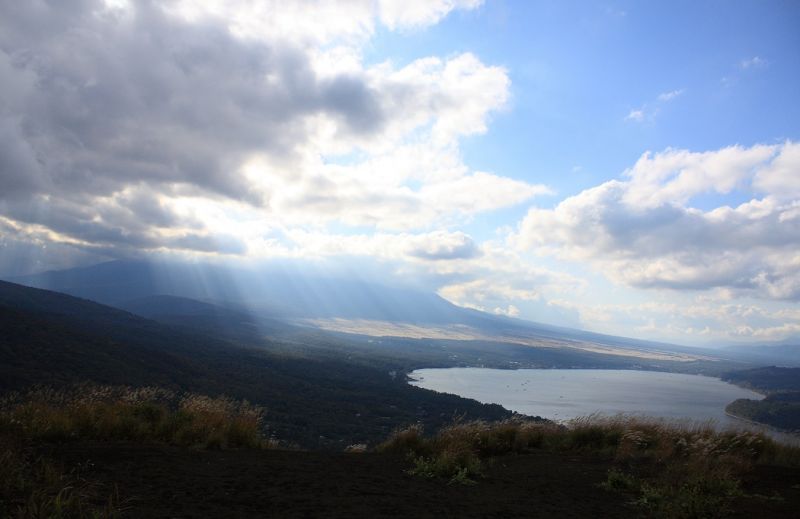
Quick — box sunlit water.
[409,368,766,428]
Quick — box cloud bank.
[516,142,800,301]
[0,0,545,257]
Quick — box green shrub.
[600,468,638,492]
[408,450,482,485]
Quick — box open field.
[303,318,713,363]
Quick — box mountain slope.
[0,281,513,448]
[10,259,711,359]
[0,281,212,390]
[114,294,289,340]
[723,342,800,367]
[10,259,474,323]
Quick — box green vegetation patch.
[726,395,800,432]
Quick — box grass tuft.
[0,385,280,517]
[381,414,800,514]
[0,385,276,450]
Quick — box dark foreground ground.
[37,442,800,518]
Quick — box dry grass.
[379,414,800,516]
[378,417,564,484]
[0,435,130,518]
[0,385,275,450]
[0,385,280,517]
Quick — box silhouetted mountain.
[723,342,800,367]
[119,294,233,317]
[11,260,478,323]
[10,260,249,308]
[116,294,307,343]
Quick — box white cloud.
[657,89,684,102]
[740,56,767,69]
[625,109,645,122]
[493,304,520,317]
[0,0,542,258]
[753,141,800,199]
[162,0,483,44]
[625,88,685,123]
[378,0,483,30]
[546,295,800,344]
[433,242,586,319]
[515,142,800,301]
[622,144,776,207]
[406,231,479,260]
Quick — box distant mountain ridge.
[11,260,482,324]
[723,342,800,367]
[117,294,252,322]
[7,259,729,361]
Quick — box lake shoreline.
[409,366,766,428]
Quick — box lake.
[409,368,765,427]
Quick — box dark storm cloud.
[0,0,386,255]
[0,119,46,195]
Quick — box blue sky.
[369,0,800,207]
[0,1,798,346]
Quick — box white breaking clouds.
[516,142,800,302]
[622,144,776,207]
[625,109,645,122]
[740,56,767,69]
[657,89,684,102]
[406,231,480,260]
[547,295,800,344]
[0,0,547,258]
[625,87,685,123]
[378,0,483,30]
[162,0,483,43]
[753,141,800,198]
[430,240,587,325]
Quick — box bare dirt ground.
[41,442,800,518]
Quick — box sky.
[0,0,799,346]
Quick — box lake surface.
[409,368,765,427]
